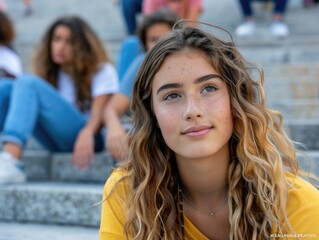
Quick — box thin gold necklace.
[181,190,228,216]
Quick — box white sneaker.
[0,152,26,184]
[270,21,289,37]
[235,21,256,36]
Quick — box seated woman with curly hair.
[99,24,319,239]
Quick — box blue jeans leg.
[273,0,288,14]
[238,0,253,17]
[121,0,142,35]
[0,73,103,152]
[117,36,143,82]
[0,79,13,132]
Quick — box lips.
[181,125,212,137]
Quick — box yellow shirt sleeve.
[284,172,319,239]
[99,169,129,240]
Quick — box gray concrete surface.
[0,222,98,240]
[4,0,319,69]
[0,182,103,227]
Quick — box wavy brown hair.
[0,11,15,46]
[32,16,110,111]
[119,25,300,239]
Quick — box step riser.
[51,153,114,183]
[0,184,103,227]
[22,151,114,183]
[271,104,319,119]
[266,82,319,99]
[287,124,319,150]
[297,152,319,178]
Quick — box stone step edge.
[22,151,115,183]
[0,182,104,227]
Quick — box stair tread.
[0,222,98,240]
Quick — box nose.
[183,95,204,120]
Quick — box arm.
[73,63,119,169]
[104,55,144,161]
[73,94,112,169]
[104,93,130,161]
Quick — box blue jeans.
[121,0,143,35]
[117,36,143,82]
[238,0,288,17]
[0,74,103,152]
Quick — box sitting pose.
[99,25,319,239]
[0,16,118,184]
[235,0,290,37]
[104,9,178,161]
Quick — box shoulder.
[285,172,319,234]
[286,172,319,206]
[91,62,119,95]
[94,62,117,78]
[0,46,22,75]
[100,169,130,239]
[103,169,130,199]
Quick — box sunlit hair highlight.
[32,15,109,111]
[119,23,300,239]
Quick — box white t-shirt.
[57,62,119,117]
[0,45,22,77]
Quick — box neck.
[176,146,230,203]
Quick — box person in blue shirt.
[104,9,179,161]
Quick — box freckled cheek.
[155,107,179,139]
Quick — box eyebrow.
[156,74,222,95]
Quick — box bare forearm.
[85,95,111,134]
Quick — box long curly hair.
[120,25,299,239]
[32,16,109,111]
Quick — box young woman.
[0,11,22,79]
[99,25,319,239]
[104,9,179,161]
[0,16,118,184]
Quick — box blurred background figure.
[0,0,33,16]
[22,0,33,16]
[120,0,143,35]
[143,0,203,25]
[235,0,289,37]
[304,0,319,7]
[0,11,22,79]
[0,0,7,11]
[104,9,179,161]
[0,16,119,184]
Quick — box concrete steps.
[22,149,115,183]
[0,222,98,240]
[0,182,103,227]
[1,0,318,235]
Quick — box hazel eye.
[164,93,180,101]
[202,85,217,93]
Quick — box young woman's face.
[146,23,171,51]
[152,48,233,160]
[51,25,74,67]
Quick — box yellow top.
[99,170,319,240]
